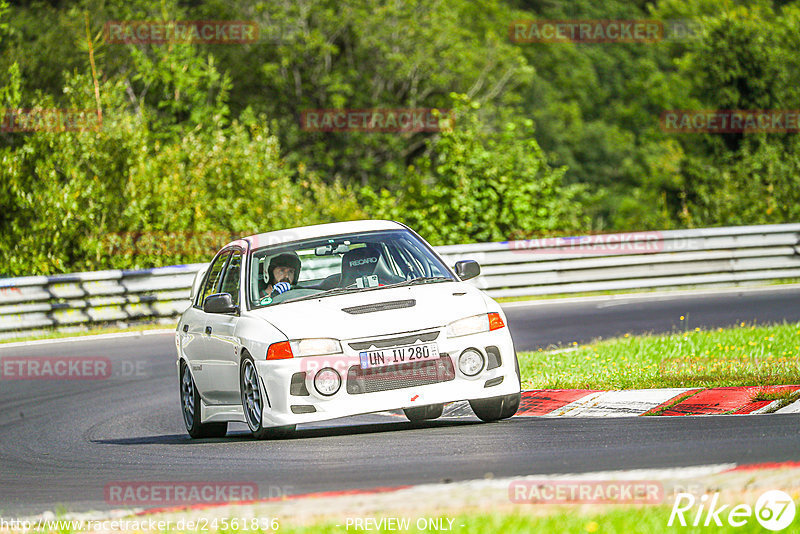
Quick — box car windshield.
[248,229,455,308]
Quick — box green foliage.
[198,0,531,187]
[657,3,800,226]
[0,0,8,36]
[0,42,363,275]
[363,95,587,244]
[2,0,800,276]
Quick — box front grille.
[346,356,455,394]
[486,346,502,370]
[348,330,440,351]
[290,372,309,396]
[342,299,416,315]
[484,376,504,388]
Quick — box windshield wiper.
[384,276,453,288]
[274,277,454,306]
[280,286,362,304]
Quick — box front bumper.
[255,327,520,427]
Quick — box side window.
[251,255,266,304]
[386,242,419,279]
[197,250,231,308]
[219,250,242,306]
[404,239,444,277]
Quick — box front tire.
[180,362,227,438]
[403,403,444,422]
[469,392,521,422]
[240,353,295,439]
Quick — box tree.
[363,94,588,244]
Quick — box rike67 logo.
[669,490,796,531]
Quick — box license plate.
[359,343,439,369]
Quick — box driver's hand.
[272,282,292,295]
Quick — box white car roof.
[232,220,407,250]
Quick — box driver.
[262,252,301,298]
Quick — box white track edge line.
[500,283,800,309]
[0,329,176,349]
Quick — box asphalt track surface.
[0,286,798,515]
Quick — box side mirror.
[203,293,239,314]
[454,260,481,281]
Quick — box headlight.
[458,349,485,376]
[447,314,489,338]
[289,338,342,357]
[313,367,341,396]
[446,313,505,338]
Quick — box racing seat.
[339,244,402,287]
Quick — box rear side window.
[197,250,231,308]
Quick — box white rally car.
[175,220,521,439]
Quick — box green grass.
[752,388,800,412]
[518,321,800,390]
[642,390,700,416]
[751,388,799,402]
[0,322,173,344]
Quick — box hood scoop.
[341,299,416,315]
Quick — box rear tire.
[180,362,228,439]
[240,353,296,440]
[469,392,521,422]
[403,403,444,422]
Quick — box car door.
[200,248,244,405]
[185,249,231,401]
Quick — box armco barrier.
[0,264,205,336]
[1,224,798,338]
[434,224,800,298]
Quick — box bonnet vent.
[341,299,416,315]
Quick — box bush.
[363,95,588,245]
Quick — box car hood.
[247,282,491,341]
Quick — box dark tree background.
[1,0,798,275]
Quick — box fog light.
[458,349,485,377]
[313,367,341,396]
